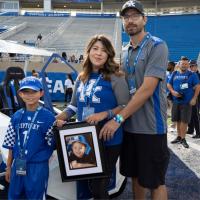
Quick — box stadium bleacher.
[122,14,200,61]
[0,16,67,43]
[46,17,120,56]
[0,15,121,59]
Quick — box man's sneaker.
[181,138,189,148]
[171,136,182,144]
[192,134,200,139]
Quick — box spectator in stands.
[79,54,84,63]
[70,54,78,63]
[37,33,42,40]
[31,69,39,78]
[168,56,200,148]
[64,73,74,105]
[62,52,67,61]
[36,33,43,47]
[187,60,200,138]
[100,1,170,199]
[56,34,129,199]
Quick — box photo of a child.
[65,134,97,170]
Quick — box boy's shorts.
[9,161,49,199]
[120,132,170,189]
[171,103,192,123]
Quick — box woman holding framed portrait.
[56,34,130,199]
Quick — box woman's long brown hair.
[79,35,120,83]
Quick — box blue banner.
[0,12,19,16]
[68,0,102,2]
[24,12,70,17]
[76,13,116,18]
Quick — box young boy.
[67,135,96,169]
[2,76,55,200]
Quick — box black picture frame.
[54,121,108,182]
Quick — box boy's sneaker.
[171,136,182,144]
[181,138,189,148]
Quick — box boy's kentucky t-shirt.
[3,107,55,163]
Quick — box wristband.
[107,110,114,120]
[113,114,124,124]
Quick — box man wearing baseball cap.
[101,1,169,199]
[120,0,144,16]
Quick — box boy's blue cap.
[19,76,43,91]
[68,135,91,155]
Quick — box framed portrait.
[54,121,108,182]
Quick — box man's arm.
[99,76,160,140]
[190,84,200,106]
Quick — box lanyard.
[17,106,42,155]
[83,74,102,106]
[126,33,151,75]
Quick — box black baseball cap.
[190,60,197,66]
[120,0,144,16]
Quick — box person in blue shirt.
[187,60,200,138]
[166,61,175,99]
[167,56,200,148]
[166,61,176,132]
[2,76,55,200]
[56,34,130,199]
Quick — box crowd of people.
[62,52,84,63]
[1,0,200,200]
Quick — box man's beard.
[126,25,143,36]
[180,67,187,72]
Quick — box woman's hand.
[99,119,120,141]
[56,119,66,128]
[86,111,108,124]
